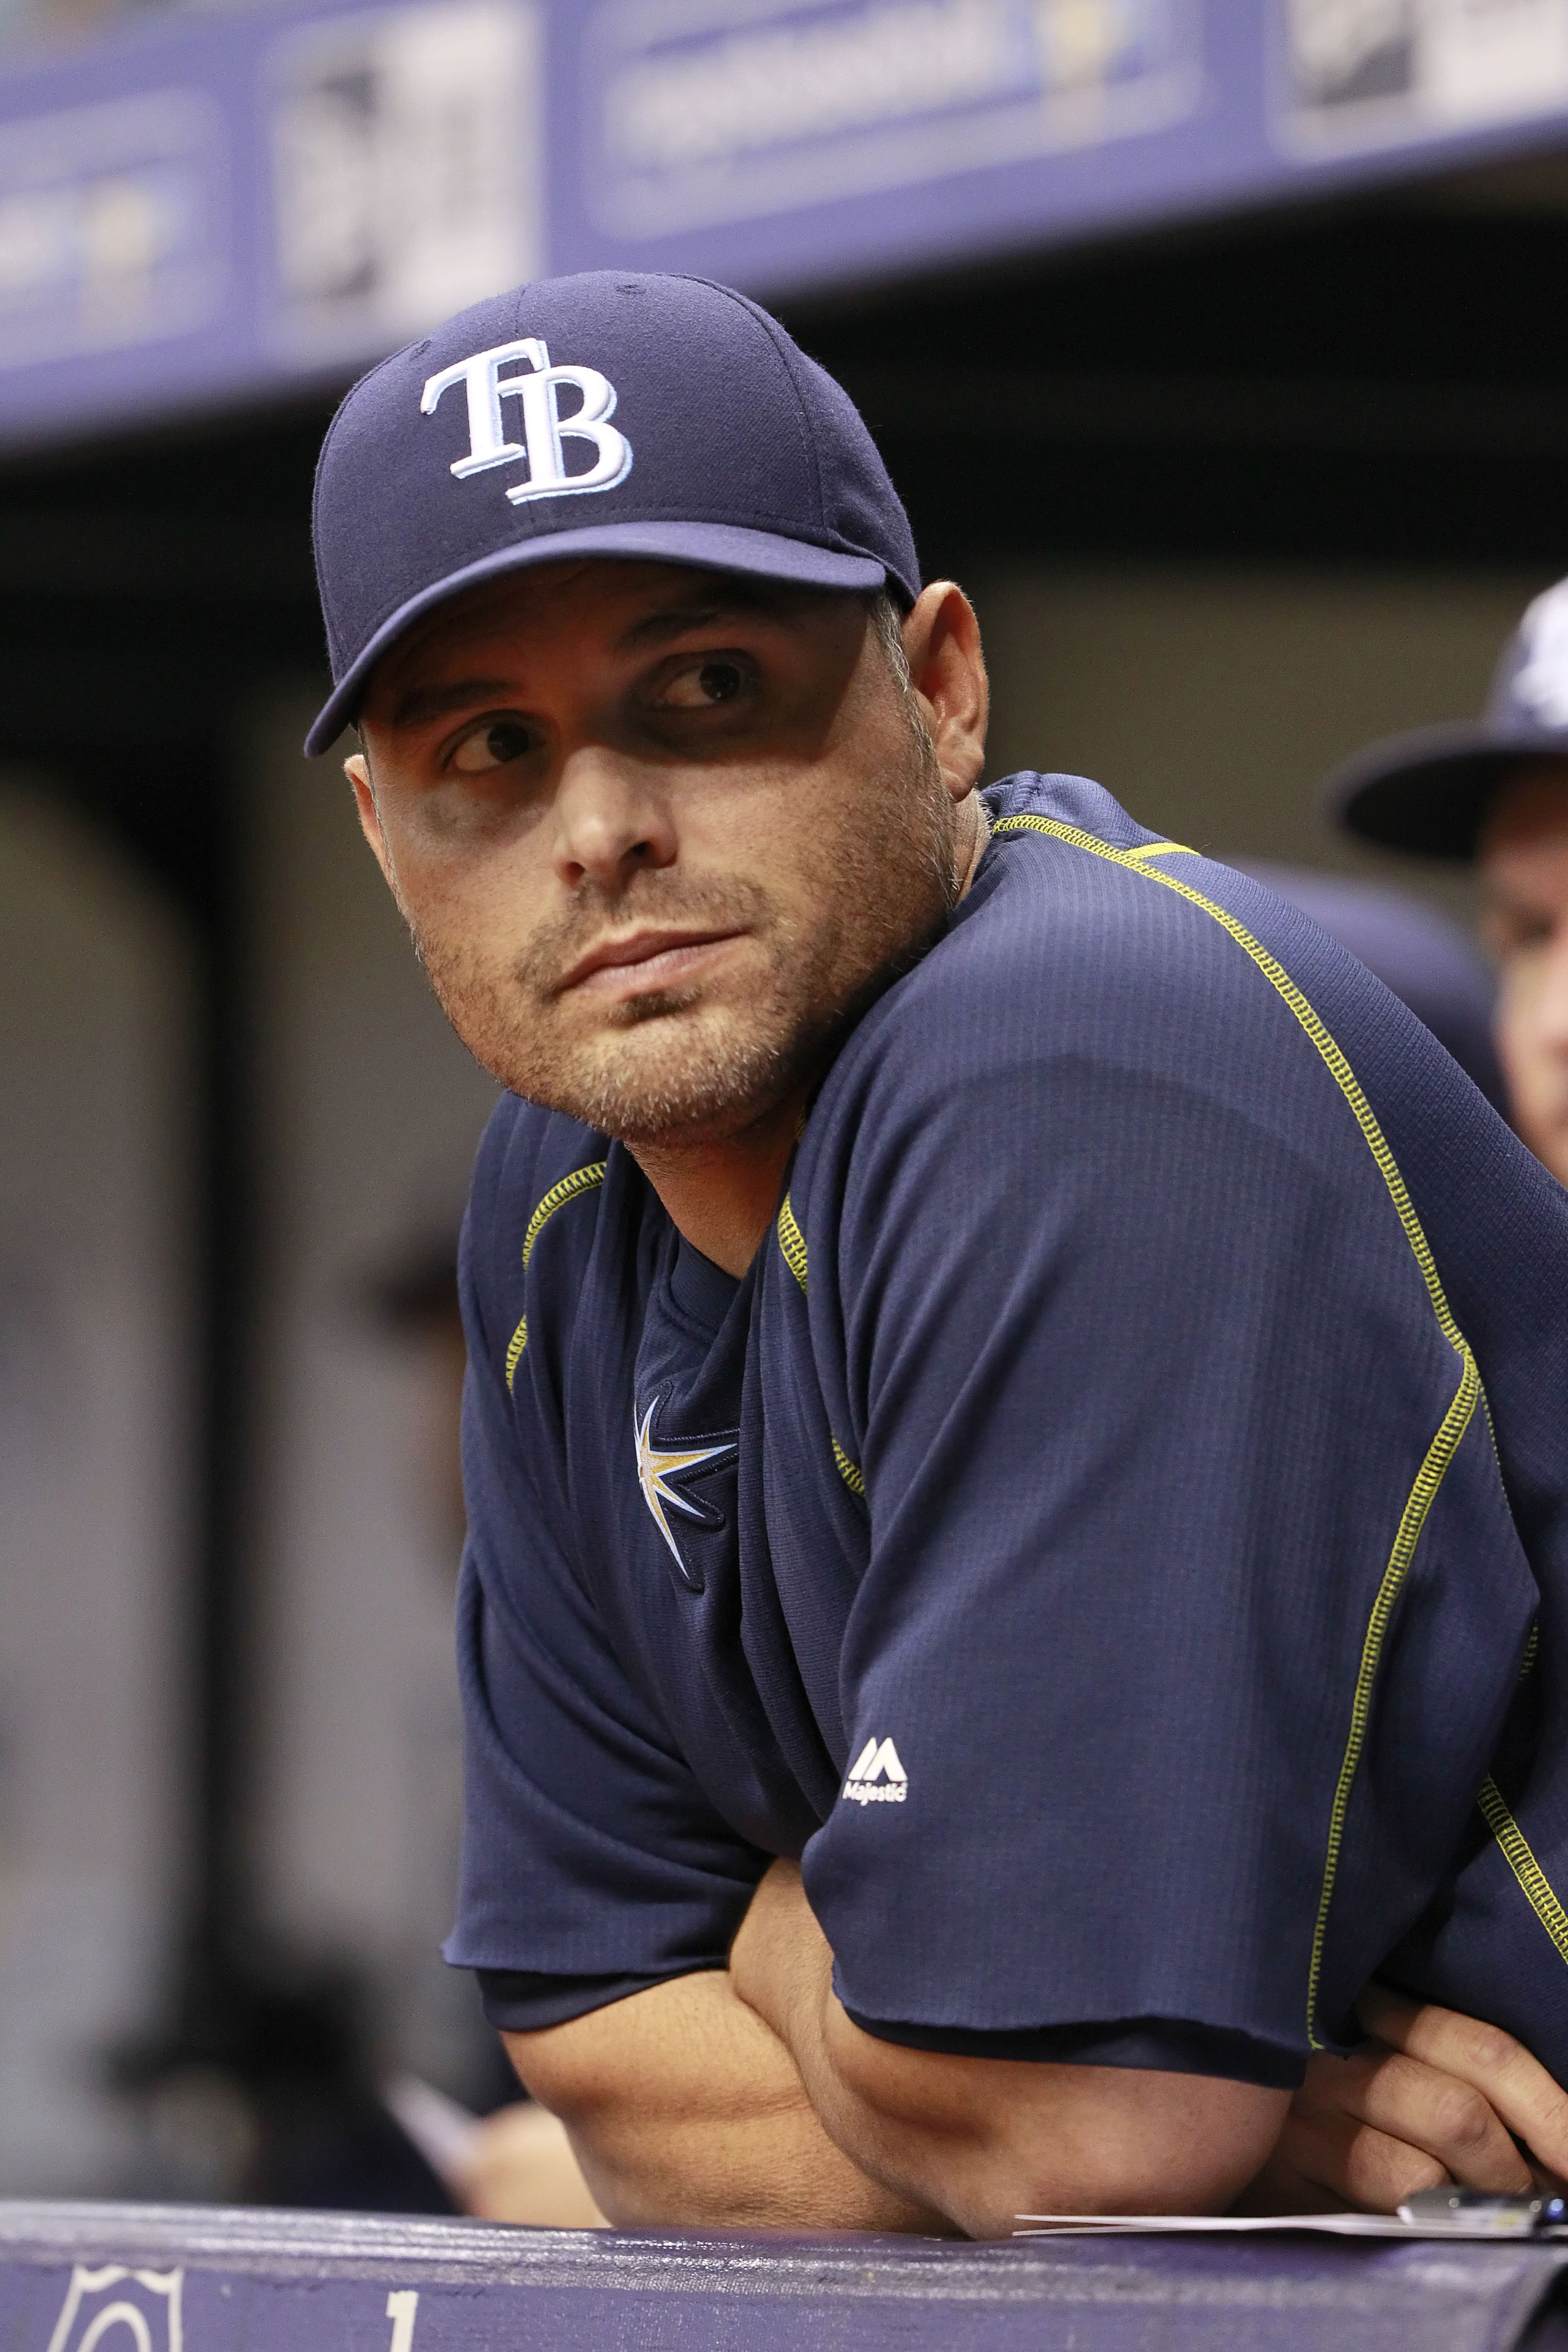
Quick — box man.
[1331,576,1568,1189]
[308,272,1568,2235]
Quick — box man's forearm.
[504,1968,944,2232]
[729,1861,1288,2237]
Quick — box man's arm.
[506,1939,1279,2240]
[738,1883,1568,2234]
[508,1878,1568,2235]
[728,1862,1287,2238]
[505,1964,946,2231]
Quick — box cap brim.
[304,520,892,756]
[1326,720,1568,860]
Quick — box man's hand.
[1244,1984,1568,2212]
[731,1860,1288,2238]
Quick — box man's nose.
[551,748,678,891]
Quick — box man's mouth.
[557,928,746,999]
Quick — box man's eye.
[658,660,748,710]
[1488,909,1555,954]
[451,719,533,774]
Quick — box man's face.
[1479,761,1568,1186]
[351,560,965,1147]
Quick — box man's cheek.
[1496,956,1542,1051]
[1495,1003,1540,1113]
[1497,974,1568,1175]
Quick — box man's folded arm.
[728,1861,1288,2238]
[503,1863,1286,2239]
[503,1968,947,2233]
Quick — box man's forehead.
[1480,763,1568,868]
[365,558,835,723]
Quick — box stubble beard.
[411,733,961,1148]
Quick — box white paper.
[1013,2211,1558,2240]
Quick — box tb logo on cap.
[421,337,633,505]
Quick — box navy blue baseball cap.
[305,271,921,756]
[1328,577,1568,860]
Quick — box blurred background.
[1,0,1567,2204]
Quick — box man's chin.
[495,1007,790,1147]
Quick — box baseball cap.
[1328,577,1568,860]
[305,271,920,757]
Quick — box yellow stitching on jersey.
[523,1162,609,1268]
[993,810,1486,2046]
[994,816,1470,1348]
[1478,1777,1568,1970]
[1305,1350,1478,2037]
[1125,839,1195,860]
[777,1197,851,1487]
[832,1436,865,1497]
[778,1193,808,1294]
[505,1160,608,1391]
[1521,1623,1541,1680]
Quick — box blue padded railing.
[0,2198,1565,2352]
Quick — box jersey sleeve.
[785,846,1535,2086]
[445,1104,769,2031]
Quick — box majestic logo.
[843,1736,907,1805]
[421,336,633,504]
[45,2266,184,2352]
[634,1398,736,1587]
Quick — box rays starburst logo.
[634,1398,736,1585]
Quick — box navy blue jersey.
[447,772,1568,2090]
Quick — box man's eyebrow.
[1482,879,1554,926]
[618,592,782,650]
[388,677,517,729]
[384,587,798,720]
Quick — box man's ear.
[901,584,989,804]
[345,749,396,888]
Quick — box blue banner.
[2,0,1568,447]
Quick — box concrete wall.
[0,781,190,2190]
[242,694,501,2098]
[973,563,1549,918]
